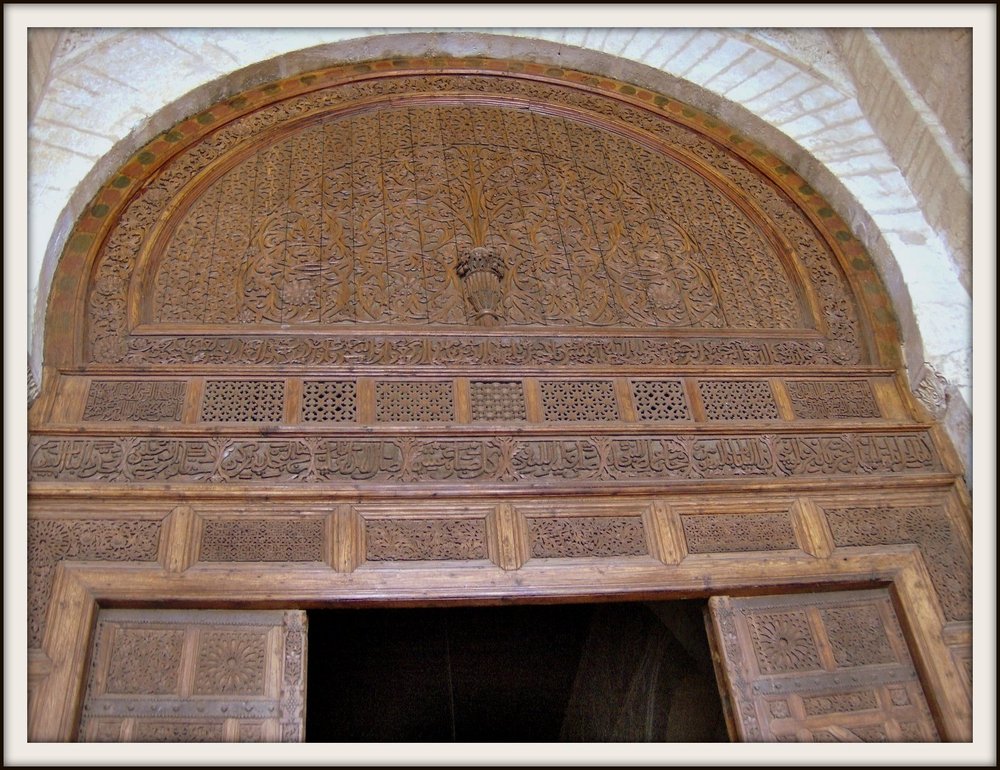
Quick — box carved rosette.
[456,246,505,326]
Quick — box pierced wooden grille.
[470,380,527,421]
[375,381,454,422]
[302,380,356,422]
[630,379,691,421]
[83,381,185,422]
[540,380,619,422]
[699,380,779,420]
[201,381,284,422]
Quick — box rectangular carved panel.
[528,516,648,558]
[199,519,325,562]
[707,589,939,742]
[470,380,527,421]
[786,380,880,419]
[375,381,454,422]
[301,380,356,422]
[681,512,798,554]
[540,380,620,422]
[201,380,285,422]
[699,380,779,420]
[83,381,185,422]
[630,379,691,421]
[364,518,488,561]
[78,609,307,742]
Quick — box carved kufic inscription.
[540,380,620,422]
[681,512,797,554]
[28,431,943,484]
[630,379,691,421]
[124,334,842,367]
[375,381,454,422]
[83,381,185,422]
[364,518,488,561]
[786,380,880,419]
[698,380,780,420]
[528,516,648,558]
[302,380,356,422]
[470,380,526,421]
[201,380,284,422]
[199,519,325,562]
[79,610,307,742]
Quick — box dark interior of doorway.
[306,600,727,742]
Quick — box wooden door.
[76,609,306,742]
[706,589,939,742]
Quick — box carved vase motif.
[457,246,506,326]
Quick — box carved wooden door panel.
[706,589,939,742]
[77,609,306,742]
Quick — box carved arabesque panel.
[528,515,648,558]
[364,518,488,561]
[681,512,798,554]
[77,70,871,369]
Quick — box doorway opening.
[305,600,727,742]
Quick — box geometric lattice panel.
[630,379,691,421]
[540,380,619,422]
[375,381,454,422]
[699,380,779,420]
[201,381,285,422]
[302,380,356,422]
[470,380,527,421]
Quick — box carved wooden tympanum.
[78,609,307,742]
[28,57,971,743]
[707,589,939,742]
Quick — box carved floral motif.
[528,516,648,558]
[745,610,822,673]
[194,631,268,695]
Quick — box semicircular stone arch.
[27,58,972,743]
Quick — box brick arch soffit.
[40,56,902,379]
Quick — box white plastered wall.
[23,26,976,479]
